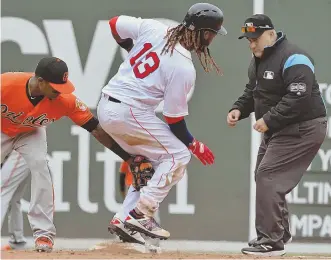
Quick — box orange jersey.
[1,72,94,137]
[119,161,133,186]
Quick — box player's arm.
[164,116,214,165]
[89,123,132,162]
[67,97,133,163]
[109,15,143,52]
[163,68,214,166]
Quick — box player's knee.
[26,157,49,173]
[184,148,192,164]
[175,147,191,166]
[255,165,274,186]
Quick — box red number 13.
[130,43,160,79]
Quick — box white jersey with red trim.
[102,16,196,117]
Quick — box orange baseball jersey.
[119,161,133,186]
[1,72,94,137]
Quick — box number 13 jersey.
[102,16,196,118]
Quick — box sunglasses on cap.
[241,25,272,33]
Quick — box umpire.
[227,14,327,256]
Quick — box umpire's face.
[247,29,275,58]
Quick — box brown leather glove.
[129,155,154,191]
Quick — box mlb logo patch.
[263,71,274,79]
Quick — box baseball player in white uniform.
[99,3,227,243]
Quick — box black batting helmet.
[182,3,227,35]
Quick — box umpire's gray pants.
[254,117,327,248]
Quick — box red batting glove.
[188,139,215,165]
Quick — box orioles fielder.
[1,57,153,252]
[99,3,227,242]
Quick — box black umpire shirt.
[231,32,326,133]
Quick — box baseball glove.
[129,155,155,191]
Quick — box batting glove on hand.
[188,139,215,165]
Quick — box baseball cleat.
[34,236,53,252]
[124,211,170,240]
[1,244,13,251]
[242,244,286,256]
[1,241,28,251]
[108,215,145,245]
[248,235,292,247]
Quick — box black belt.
[107,96,121,103]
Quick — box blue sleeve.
[283,54,314,74]
[168,119,194,147]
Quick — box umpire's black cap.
[238,14,274,39]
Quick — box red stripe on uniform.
[46,163,55,216]
[130,108,175,185]
[109,16,120,36]
[52,184,55,216]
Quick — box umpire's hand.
[253,118,269,133]
[227,109,241,127]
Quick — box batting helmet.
[182,3,227,35]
